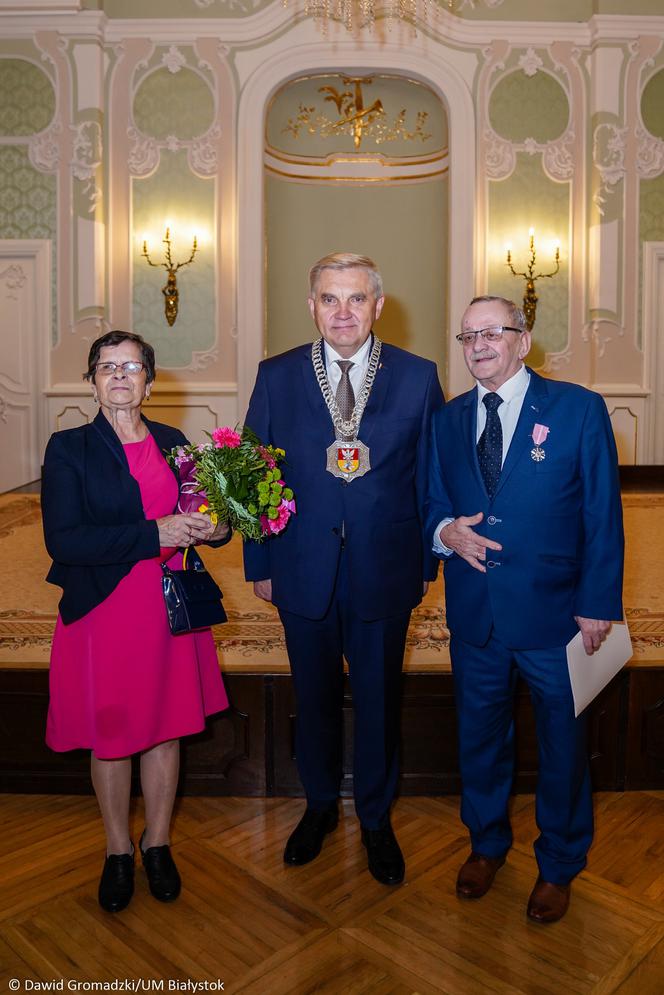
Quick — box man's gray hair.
[469,295,528,333]
[309,252,383,298]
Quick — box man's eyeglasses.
[95,361,145,376]
[456,325,523,346]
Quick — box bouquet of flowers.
[168,426,296,542]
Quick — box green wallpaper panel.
[641,69,664,141]
[0,59,55,137]
[490,70,569,144]
[133,67,214,141]
[132,150,215,367]
[266,174,448,374]
[0,145,57,342]
[487,153,569,363]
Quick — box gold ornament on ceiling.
[283,77,432,149]
[283,0,457,32]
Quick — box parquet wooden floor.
[1,792,664,994]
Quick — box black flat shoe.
[283,806,339,866]
[140,832,181,903]
[361,823,405,886]
[98,848,134,913]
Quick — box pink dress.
[46,434,228,759]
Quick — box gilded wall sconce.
[141,228,198,327]
[506,228,560,331]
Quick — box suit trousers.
[278,548,411,828]
[450,631,593,884]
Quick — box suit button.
[486,560,500,568]
[487,515,502,525]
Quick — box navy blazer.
[424,368,625,649]
[43,411,200,624]
[243,340,444,621]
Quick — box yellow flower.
[198,503,218,525]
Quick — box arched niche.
[236,40,477,414]
[264,72,449,369]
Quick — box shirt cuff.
[432,517,455,556]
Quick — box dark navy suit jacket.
[425,368,624,649]
[243,340,444,621]
[43,411,199,624]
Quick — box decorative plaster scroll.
[127,126,160,176]
[542,130,575,180]
[183,348,220,373]
[518,48,543,78]
[592,123,627,214]
[28,122,61,173]
[583,318,625,357]
[0,264,27,300]
[189,126,221,175]
[162,45,186,74]
[484,128,515,180]
[636,124,664,180]
[539,348,572,373]
[71,121,102,212]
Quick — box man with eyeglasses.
[425,295,624,923]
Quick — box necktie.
[335,360,355,424]
[477,392,503,498]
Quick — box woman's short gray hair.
[309,252,383,298]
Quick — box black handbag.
[161,547,227,635]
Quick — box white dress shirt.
[432,364,531,554]
[323,335,372,399]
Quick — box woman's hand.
[207,521,230,542]
[156,512,216,547]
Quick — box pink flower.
[212,427,241,449]
[258,445,276,469]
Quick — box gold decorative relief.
[283,77,431,151]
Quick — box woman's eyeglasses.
[95,362,145,375]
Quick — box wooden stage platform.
[1,485,663,795]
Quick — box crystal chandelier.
[286,0,456,33]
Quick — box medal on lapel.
[531,422,550,462]
[312,336,382,482]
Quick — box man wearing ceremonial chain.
[244,253,443,884]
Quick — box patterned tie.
[335,360,355,423]
[477,392,503,498]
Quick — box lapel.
[91,409,128,469]
[461,387,485,493]
[360,342,391,445]
[493,367,551,498]
[301,344,329,424]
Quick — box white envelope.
[566,622,632,717]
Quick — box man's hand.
[440,513,502,574]
[574,616,611,655]
[253,579,273,602]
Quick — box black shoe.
[139,832,181,903]
[361,823,405,886]
[98,848,134,913]
[283,806,339,866]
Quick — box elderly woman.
[42,330,230,914]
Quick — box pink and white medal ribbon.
[531,423,549,462]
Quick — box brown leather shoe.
[527,877,571,923]
[456,852,506,899]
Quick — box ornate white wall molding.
[542,130,575,180]
[0,263,27,299]
[642,242,664,463]
[539,347,573,374]
[635,123,664,179]
[483,128,515,180]
[161,44,186,74]
[71,120,102,211]
[127,126,160,177]
[27,122,61,172]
